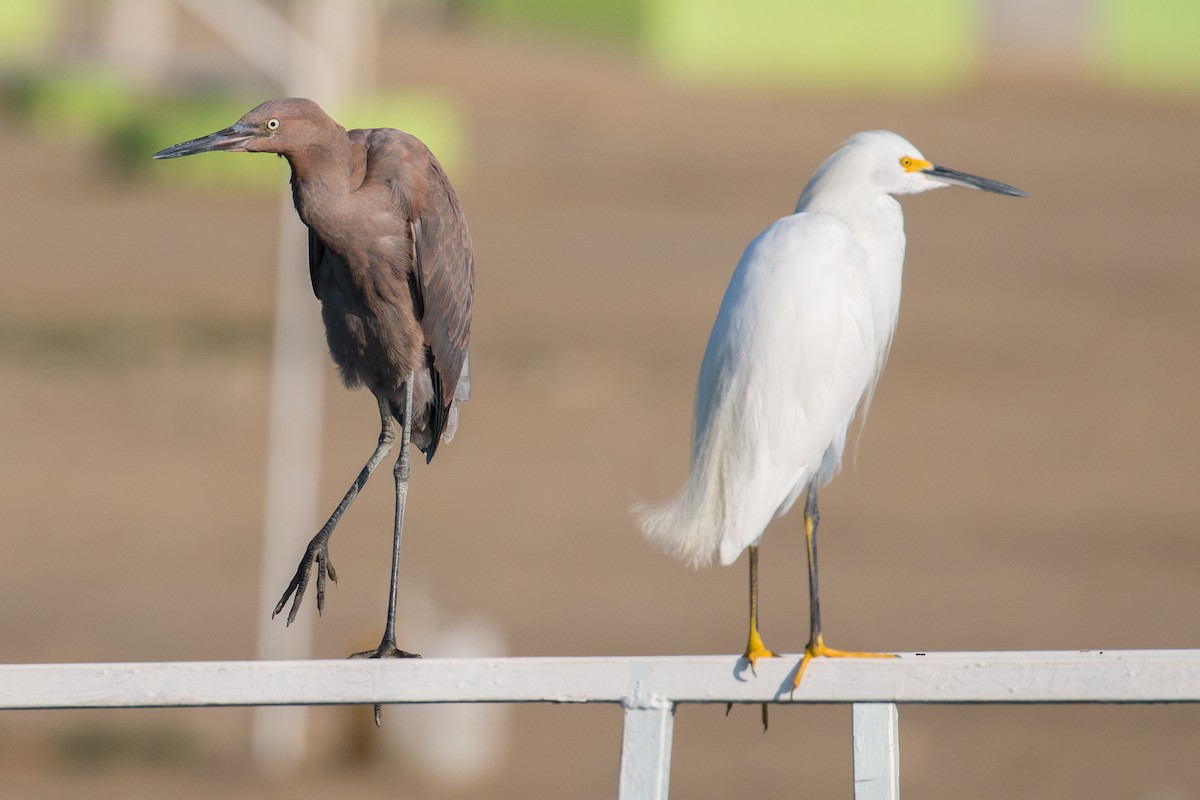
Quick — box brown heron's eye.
[267,118,280,131]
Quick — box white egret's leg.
[804,478,823,644]
[743,545,777,670]
[740,544,777,729]
[793,478,895,691]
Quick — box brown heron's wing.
[367,129,474,459]
[409,157,473,458]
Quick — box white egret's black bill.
[153,123,255,159]
[923,164,1026,197]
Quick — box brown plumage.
[156,98,473,687]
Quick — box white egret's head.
[798,130,1025,212]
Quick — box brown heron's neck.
[287,133,358,238]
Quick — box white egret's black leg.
[805,478,823,645]
[792,477,895,691]
[351,371,421,725]
[274,395,397,625]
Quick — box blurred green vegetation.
[461,0,980,91]
[644,0,975,90]
[466,0,1198,92]
[1095,0,1200,92]
[0,0,59,63]
[0,0,1194,180]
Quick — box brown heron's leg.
[274,395,397,625]
[792,478,895,691]
[351,372,421,725]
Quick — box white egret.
[636,130,1024,693]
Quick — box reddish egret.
[635,131,1023,708]
[155,99,474,680]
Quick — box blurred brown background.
[2,0,1199,798]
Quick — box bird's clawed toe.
[742,637,778,677]
[272,535,337,625]
[349,642,422,660]
[791,635,897,692]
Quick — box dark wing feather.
[307,225,326,299]
[409,156,474,461]
[408,219,426,321]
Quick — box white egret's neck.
[795,147,909,380]
[796,170,906,259]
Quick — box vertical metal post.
[618,702,675,800]
[852,703,900,800]
[248,0,353,771]
[251,202,325,770]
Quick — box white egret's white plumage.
[635,130,1024,691]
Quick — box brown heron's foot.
[272,534,338,625]
[349,642,422,660]
[791,634,896,691]
[349,643,421,726]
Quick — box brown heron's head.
[153,98,339,160]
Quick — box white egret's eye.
[267,118,280,131]
[900,155,933,173]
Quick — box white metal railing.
[5,651,1200,799]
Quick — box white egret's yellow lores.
[636,131,1025,689]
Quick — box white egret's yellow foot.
[742,628,777,676]
[734,628,777,730]
[791,635,896,691]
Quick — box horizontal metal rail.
[4,651,1199,709]
[5,651,1200,800]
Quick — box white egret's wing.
[692,214,880,566]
